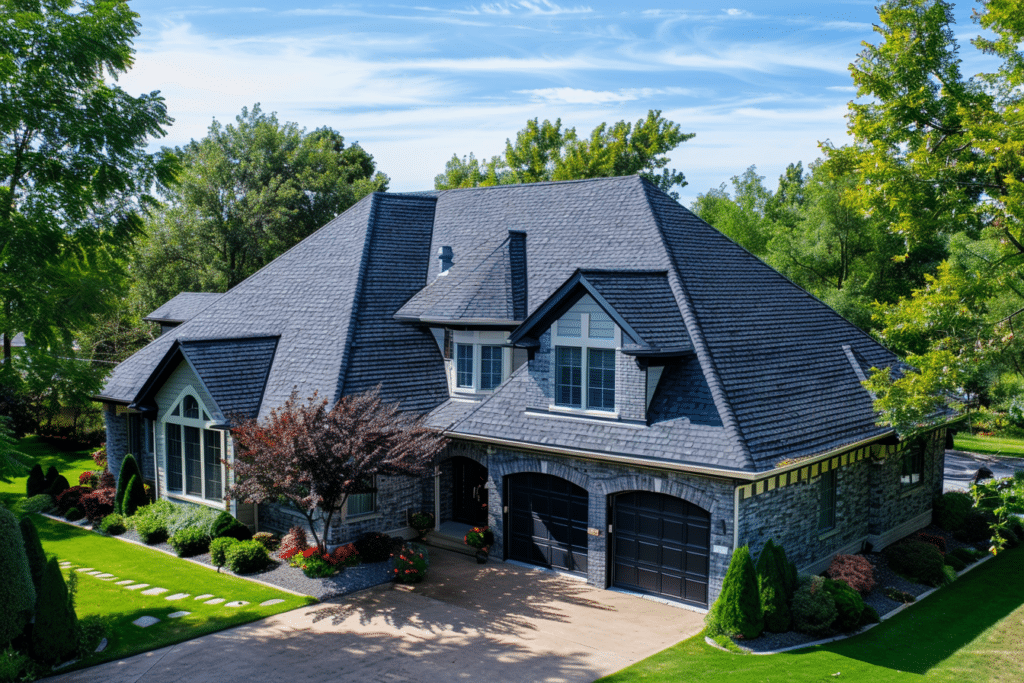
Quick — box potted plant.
[410,511,435,539]
[464,526,494,563]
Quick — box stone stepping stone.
[168,611,191,619]
[260,599,285,607]
[195,594,215,601]
[224,601,249,608]
[141,587,168,596]
[115,580,135,585]
[125,583,150,591]
[95,573,115,579]
[204,598,225,605]
[85,570,101,576]
[132,616,160,628]
[165,593,190,601]
[75,567,94,573]
[94,638,108,653]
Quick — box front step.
[424,530,476,556]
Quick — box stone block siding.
[104,408,128,481]
[441,439,735,606]
[257,472,424,546]
[868,428,945,538]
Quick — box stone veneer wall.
[104,408,128,480]
[867,428,945,543]
[441,439,736,607]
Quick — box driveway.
[944,449,1024,492]
[47,549,704,683]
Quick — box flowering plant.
[91,445,107,470]
[78,471,98,488]
[410,511,435,536]
[464,526,494,550]
[393,543,429,584]
[327,543,361,568]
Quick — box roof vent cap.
[438,246,454,274]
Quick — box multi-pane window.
[552,296,618,413]
[348,477,377,516]
[900,446,924,487]
[456,343,474,388]
[555,347,583,407]
[480,345,503,390]
[819,469,837,531]
[588,349,615,410]
[164,391,224,501]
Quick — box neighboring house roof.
[101,175,901,473]
[0,333,26,347]
[144,292,225,324]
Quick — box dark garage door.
[507,473,589,575]
[613,491,710,606]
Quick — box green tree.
[0,505,34,645]
[31,557,78,664]
[709,545,764,639]
[115,453,142,515]
[0,0,175,368]
[18,517,46,596]
[435,111,694,198]
[755,539,791,633]
[0,417,26,483]
[134,105,389,308]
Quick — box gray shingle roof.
[143,293,224,323]
[179,337,278,421]
[0,333,26,347]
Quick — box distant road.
[944,450,1024,492]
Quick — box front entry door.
[452,456,489,526]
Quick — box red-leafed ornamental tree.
[229,388,447,551]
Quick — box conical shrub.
[714,545,764,639]
[43,466,59,489]
[19,517,46,596]
[123,474,148,517]
[31,557,78,664]
[0,506,35,645]
[756,540,791,632]
[115,453,143,515]
[26,464,45,498]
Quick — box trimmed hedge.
[43,466,59,490]
[122,474,148,517]
[99,513,127,535]
[115,453,143,515]
[792,575,837,637]
[211,511,252,541]
[43,474,70,498]
[210,537,238,570]
[885,540,949,587]
[169,526,211,557]
[16,494,55,517]
[755,539,790,633]
[25,464,45,498]
[30,557,78,665]
[933,491,973,532]
[0,506,35,644]
[19,517,46,595]
[225,540,270,574]
[65,507,84,522]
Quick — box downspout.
[152,420,160,501]
[433,464,441,532]
[733,484,741,551]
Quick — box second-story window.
[452,334,510,392]
[456,343,474,388]
[552,297,619,412]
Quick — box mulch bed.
[727,525,990,653]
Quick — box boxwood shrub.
[823,578,865,632]
[169,526,212,557]
[791,575,837,637]
[99,513,127,535]
[225,539,270,574]
[944,553,967,572]
[16,494,55,517]
[210,537,238,570]
[884,540,948,587]
[211,511,252,541]
[355,532,394,563]
[64,507,84,522]
[933,491,973,532]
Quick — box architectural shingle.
[143,293,224,324]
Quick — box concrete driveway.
[944,449,1024,492]
[47,549,704,683]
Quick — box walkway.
[944,449,1024,492]
[46,548,704,683]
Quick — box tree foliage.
[0,417,27,483]
[0,0,175,370]
[0,505,34,645]
[30,556,78,664]
[435,111,694,198]
[229,388,448,550]
[134,104,389,309]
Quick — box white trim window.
[164,389,225,502]
[346,477,377,517]
[551,297,620,413]
[451,330,512,393]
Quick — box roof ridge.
[435,174,639,195]
[639,178,756,471]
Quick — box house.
[95,176,947,610]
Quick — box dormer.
[144,292,224,336]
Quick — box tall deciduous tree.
[134,105,389,309]
[435,111,694,198]
[229,388,447,550]
[0,0,175,367]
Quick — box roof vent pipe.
[438,246,454,274]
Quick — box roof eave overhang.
[621,345,695,358]
[142,317,186,325]
[394,313,522,328]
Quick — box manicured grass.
[33,515,316,672]
[954,432,1024,458]
[0,436,95,508]
[599,546,1024,683]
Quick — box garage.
[612,491,710,606]
[506,473,589,575]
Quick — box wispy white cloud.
[723,9,751,17]
[520,86,701,104]
[826,85,857,92]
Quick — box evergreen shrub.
[944,553,966,572]
[211,511,252,541]
[30,557,78,664]
[225,540,270,574]
[791,575,837,637]
[19,517,46,594]
[16,494,55,517]
[65,507,83,522]
[122,474,148,517]
[169,526,211,557]
[43,466,59,489]
[884,540,947,586]
[0,506,35,645]
[933,491,973,531]
[823,578,865,632]
[25,465,45,498]
[956,511,994,543]
[860,604,881,627]
[915,532,947,554]
[755,540,790,632]
[951,547,983,564]
[99,513,126,535]
[43,474,70,498]
[210,537,238,570]
[710,545,763,639]
[114,453,143,515]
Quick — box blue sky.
[122,0,993,205]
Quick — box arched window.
[164,390,223,501]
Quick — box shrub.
[825,554,876,595]
[951,547,983,565]
[791,576,837,637]
[933,491,972,531]
[169,526,211,557]
[393,543,429,584]
[43,465,59,487]
[211,511,252,541]
[860,604,881,627]
[883,587,916,603]
[710,545,763,639]
[78,471,97,487]
[956,510,994,543]
[755,539,790,633]
[356,531,395,563]
[80,487,116,522]
[122,474,149,517]
[210,537,238,570]
[99,513,126,535]
[278,526,308,559]
[55,485,86,514]
[884,540,948,587]
[942,565,958,584]
[327,543,361,568]
[823,579,865,633]
[998,525,1020,549]
[166,504,218,536]
[16,494,55,516]
[134,514,169,544]
[98,470,115,490]
[91,445,107,470]
[915,532,947,554]
[944,553,967,572]
[115,453,143,515]
[65,507,84,522]
[0,506,36,644]
[26,464,45,497]
[31,557,78,665]
[299,549,336,578]
[19,517,46,595]
[0,647,31,682]
[252,532,279,552]
[463,527,494,551]
[44,474,70,497]
[410,511,435,535]
[225,539,270,574]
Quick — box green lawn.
[34,515,315,672]
[0,436,96,509]
[599,546,1024,683]
[954,433,1024,458]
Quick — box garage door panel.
[507,473,589,576]
[613,491,711,607]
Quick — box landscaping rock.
[74,567,93,573]
[115,580,135,585]
[132,616,160,628]
[95,573,115,579]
